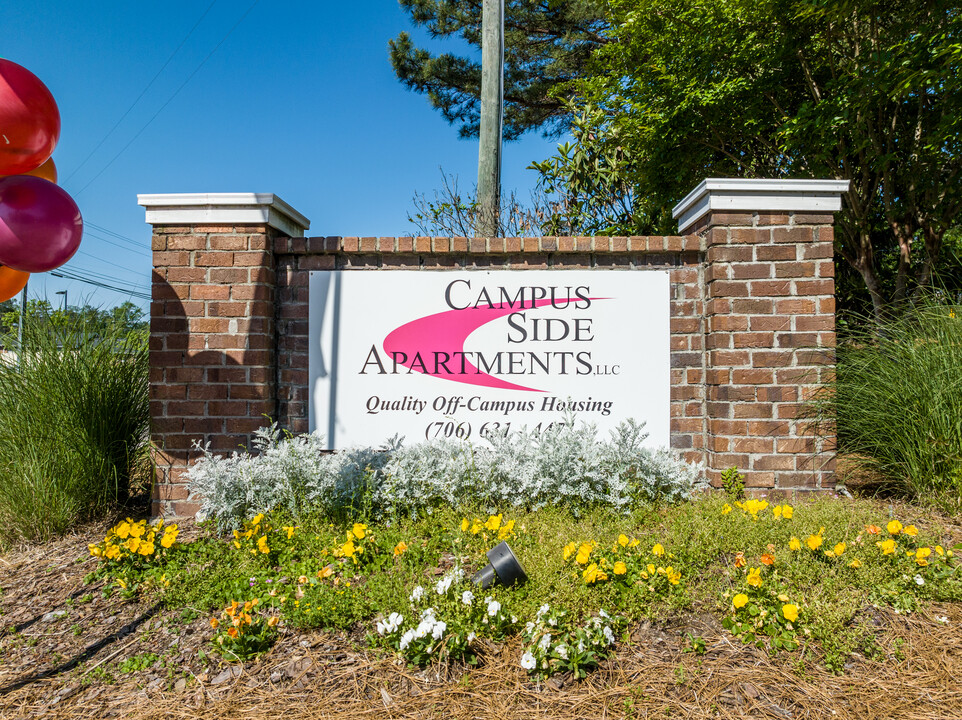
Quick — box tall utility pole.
[477,0,504,237]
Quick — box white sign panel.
[309,270,670,448]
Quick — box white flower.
[577,640,585,652]
[539,633,552,651]
[520,651,537,670]
[467,631,476,642]
[511,615,518,623]
[915,574,925,586]
[409,586,425,602]
[537,603,550,618]
[603,626,615,644]
[936,615,949,624]
[399,629,415,650]
[432,621,447,640]
[525,621,535,633]
[599,609,610,619]
[461,590,475,606]
[436,576,454,595]
[486,599,501,617]
[555,643,568,660]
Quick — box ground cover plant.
[186,420,707,528]
[0,312,150,546]
[75,493,962,680]
[821,300,962,514]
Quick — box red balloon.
[0,59,61,176]
[0,175,82,273]
[0,264,29,302]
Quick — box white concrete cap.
[137,193,310,237]
[672,178,850,233]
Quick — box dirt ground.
[0,521,960,720]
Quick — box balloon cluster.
[0,59,83,302]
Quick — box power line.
[73,0,263,197]
[85,222,149,251]
[62,0,219,187]
[75,250,149,277]
[50,271,152,301]
[55,265,149,291]
[83,228,151,257]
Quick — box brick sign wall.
[142,179,845,518]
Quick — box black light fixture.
[471,541,528,589]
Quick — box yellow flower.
[563,542,577,561]
[267,616,279,628]
[876,538,896,555]
[252,513,264,526]
[789,537,802,551]
[782,604,799,622]
[833,543,846,556]
[737,498,769,519]
[936,545,945,556]
[666,567,681,585]
[903,525,918,537]
[460,518,469,532]
[613,561,627,576]
[886,520,903,535]
[138,542,155,556]
[575,542,594,565]
[647,563,656,575]
[470,520,483,535]
[114,521,131,540]
[498,519,516,540]
[652,543,665,557]
[352,523,367,540]
[582,563,608,584]
[257,535,270,554]
[848,559,862,568]
[778,593,789,602]
[128,522,145,538]
[317,566,334,579]
[341,539,356,557]
[161,531,176,549]
[721,503,732,515]
[89,544,102,558]
[105,545,120,560]
[805,531,824,551]
[125,537,141,553]
[781,505,793,519]
[746,567,763,588]
[484,514,502,532]
[733,593,749,609]
[283,525,296,539]
[618,534,630,547]
[393,541,408,556]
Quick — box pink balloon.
[0,175,82,273]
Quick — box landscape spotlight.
[471,541,528,589]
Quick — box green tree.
[548,0,962,318]
[390,0,607,139]
[2,300,147,349]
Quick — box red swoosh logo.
[382,298,605,392]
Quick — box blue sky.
[2,1,561,312]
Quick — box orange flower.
[733,552,746,568]
[393,541,408,557]
[210,618,219,629]
[317,566,334,579]
[865,524,881,535]
[228,627,239,639]
[760,553,775,566]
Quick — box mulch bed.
[1,521,960,720]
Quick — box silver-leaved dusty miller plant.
[186,419,707,529]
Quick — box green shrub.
[0,314,150,545]
[819,301,962,513]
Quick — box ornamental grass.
[0,314,150,546]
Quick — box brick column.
[139,193,310,517]
[673,179,848,492]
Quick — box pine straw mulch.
[0,521,961,720]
